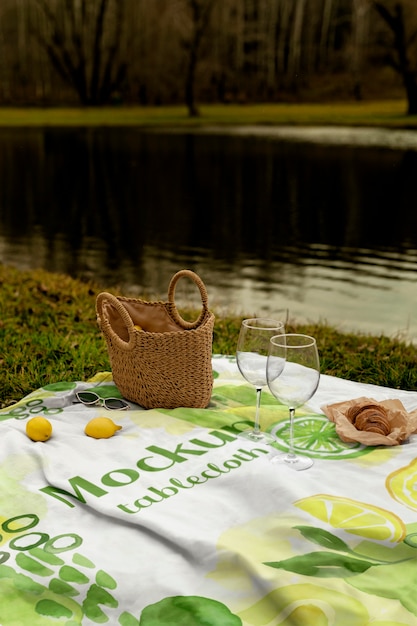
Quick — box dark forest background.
[1,0,417,114]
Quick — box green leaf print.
[294,525,353,553]
[265,551,377,577]
[347,537,417,616]
[139,596,242,625]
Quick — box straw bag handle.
[167,270,210,330]
[96,291,136,350]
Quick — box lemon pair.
[25,416,122,441]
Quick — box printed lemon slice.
[295,494,406,542]
[26,416,53,442]
[271,415,368,460]
[386,458,417,512]
[85,417,122,439]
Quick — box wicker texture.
[96,270,215,409]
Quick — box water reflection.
[0,127,416,340]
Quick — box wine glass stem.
[253,387,262,434]
[288,407,297,459]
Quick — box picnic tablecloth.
[0,354,416,625]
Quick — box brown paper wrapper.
[321,397,417,446]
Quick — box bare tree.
[31,0,130,105]
[373,0,417,114]
[181,0,218,116]
[0,0,413,107]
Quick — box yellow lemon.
[386,458,417,512]
[134,324,143,331]
[84,417,122,439]
[295,493,406,542]
[26,417,53,442]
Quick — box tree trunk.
[318,0,335,71]
[404,71,417,114]
[350,0,371,100]
[288,0,306,90]
[275,0,293,78]
[183,0,216,117]
[185,41,200,117]
[374,1,417,115]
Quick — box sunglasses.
[75,391,129,410]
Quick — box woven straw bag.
[96,270,215,409]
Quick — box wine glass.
[267,333,320,470]
[236,318,286,443]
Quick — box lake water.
[1,125,417,341]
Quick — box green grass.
[0,101,416,128]
[1,263,416,409]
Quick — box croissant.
[346,403,391,436]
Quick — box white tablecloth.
[0,355,416,625]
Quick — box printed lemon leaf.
[0,564,83,624]
[264,551,377,578]
[92,385,124,400]
[348,558,417,616]
[158,407,240,431]
[43,382,76,392]
[294,525,352,553]
[211,384,256,406]
[82,584,118,622]
[295,494,407,542]
[139,596,242,625]
[119,612,140,626]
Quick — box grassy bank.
[1,264,416,409]
[0,100,416,129]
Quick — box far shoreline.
[0,101,416,130]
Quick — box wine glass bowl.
[236,318,286,443]
[267,333,320,470]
